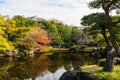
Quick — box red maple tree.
[17,27,51,52]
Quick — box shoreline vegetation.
[0,47,120,79]
[82,65,120,80]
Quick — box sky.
[0,0,104,26]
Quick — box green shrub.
[24,49,29,55]
[98,59,106,67]
[70,45,77,49]
[70,45,77,51]
[45,46,53,52]
[80,45,87,49]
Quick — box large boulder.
[77,72,96,80]
[59,66,96,80]
[91,51,102,59]
[59,71,78,80]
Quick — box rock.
[59,66,96,80]
[59,71,78,80]
[91,51,102,58]
[77,72,96,80]
[114,57,120,64]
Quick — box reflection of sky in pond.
[35,66,66,80]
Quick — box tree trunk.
[103,49,114,72]
[102,6,119,72]
[101,28,110,47]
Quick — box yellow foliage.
[0,15,5,26]
[0,36,13,51]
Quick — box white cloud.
[0,0,104,26]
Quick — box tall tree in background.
[89,0,120,71]
[38,19,77,48]
[13,15,25,27]
[25,18,38,27]
[13,15,38,27]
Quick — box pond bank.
[53,47,96,53]
[53,48,69,52]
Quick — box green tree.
[63,26,72,43]
[4,19,16,41]
[89,0,120,72]
[81,13,109,50]
[38,19,63,47]
[38,19,77,48]
[25,18,38,27]
[13,15,25,27]
[112,14,120,44]
[0,15,5,26]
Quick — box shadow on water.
[0,52,97,80]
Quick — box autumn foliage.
[17,27,51,52]
[30,54,50,75]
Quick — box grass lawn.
[82,65,120,80]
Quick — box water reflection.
[36,67,66,80]
[0,52,96,80]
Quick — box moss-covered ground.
[82,65,120,80]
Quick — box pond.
[0,52,97,80]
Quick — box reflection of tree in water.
[63,62,72,71]
[71,54,86,67]
[4,54,51,80]
[0,58,14,79]
[48,53,64,73]
[48,53,73,73]
[48,52,96,73]
[71,53,96,67]
[0,52,97,80]
[48,53,81,72]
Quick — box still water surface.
[0,52,96,80]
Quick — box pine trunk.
[102,6,119,72]
[103,51,114,72]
